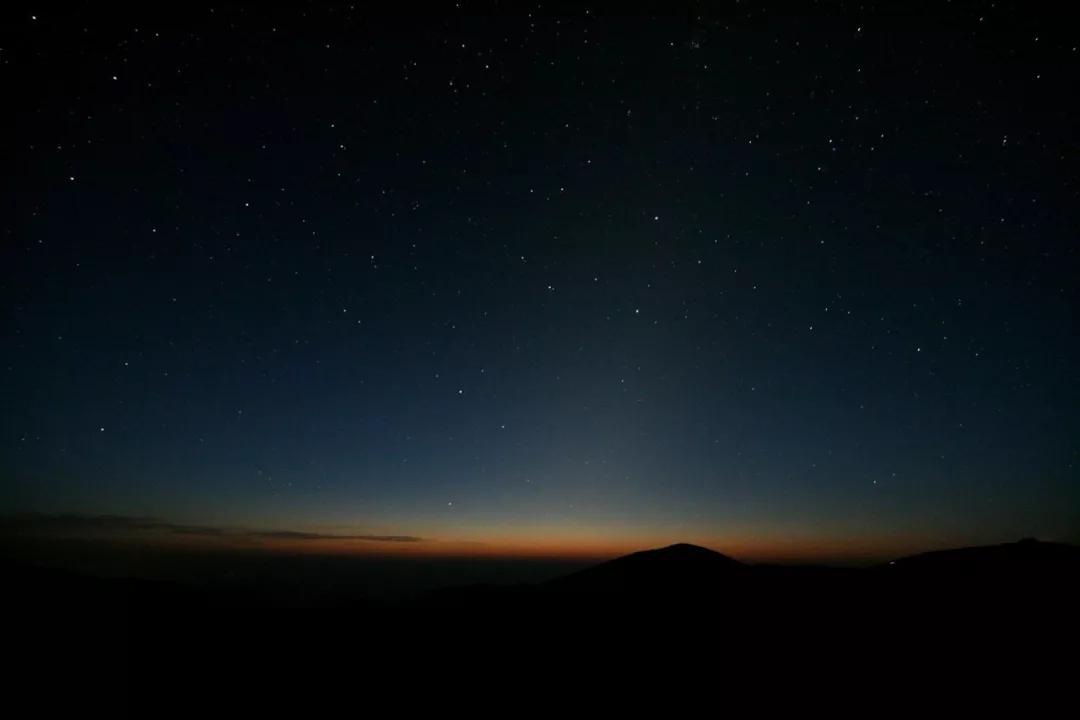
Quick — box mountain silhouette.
[11,539,1075,704]
[546,543,747,598]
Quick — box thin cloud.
[0,513,422,542]
[248,530,422,542]
[0,513,222,537]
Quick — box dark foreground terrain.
[7,539,1079,708]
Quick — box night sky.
[3,3,1077,562]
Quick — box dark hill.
[546,542,746,596]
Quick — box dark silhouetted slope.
[884,538,1080,576]
[877,538,1080,605]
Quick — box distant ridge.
[882,538,1080,576]
[541,538,1080,599]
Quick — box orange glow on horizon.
[81,525,943,565]
[7,514,958,565]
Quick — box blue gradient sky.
[3,4,1077,561]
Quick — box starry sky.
[2,3,1077,562]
